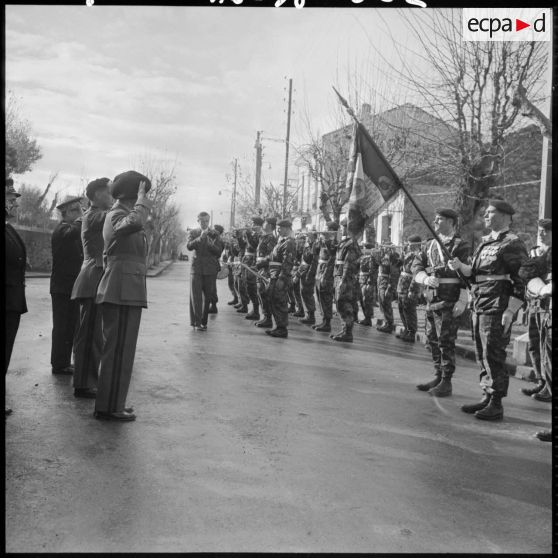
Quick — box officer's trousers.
[190,273,217,327]
[51,293,79,370]
[257,276,272,319]
[378,287,394,327]
[472,311,512,398]
[95,303,142,414]
[73,298,103,390]
[335,276,358,331]
[315,276,334,320]
[269,276,289,330]
[5,312,21,374]
[398,295,418,334]
[425,306,458,378]
[301,273,316,314]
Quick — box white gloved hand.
[424,276,439,288]
[447,257,462,271]
[540,282,553,298]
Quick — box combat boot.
[313,319,331,332]
[429,377,452,397]
[358,317,372,326]
[245,304,260,320]
[521,380,545,397]
[474,394,503,421]
[402,331,416,343]
[227,297,238,306]
[416,373,442,392]
[293,308,305,318]
[330,327,353,343]
[461,393,491,414]
[236,305,248,314]
[288,304,296,314]
[300,312,315,325]
[208,304,218,314]
[233,302,243,309]
[376,323,393,333]
[255,316,273,328]
[535,429,552,442]
[532,384,552,402]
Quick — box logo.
[463,8,551,41]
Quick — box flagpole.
[332,86,470,289]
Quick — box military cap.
[110,170,152,200]
[277,219,292,229]
[435,207,458,222]
[327,221,339,231]
[488,199,515,215]
[251,216,264,226]
[6,178,20,198]
[213,224,224,234]
[537,218,552,231]
[340,218,347,227]
[85,177,111,201]
[263,215,277,227]
[407,234,422,243]
[56,195,83,210]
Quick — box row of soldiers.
[217,203,552,441]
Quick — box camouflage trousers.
[472,311,512,398]
[291,275,304,312]
[527,309,542,380]
[269,275,290,331]
[300,273,316,313]
[242,267,259,306]
[540,310,552,393]
[315,276,334,321]
[227,264,236,298]
[334,276,359,330]
[397,295,418,334]
[359,280,375,319]
[425,306,458,379]
[234,269,249,307]
[378,287,394,327]
[257,275,272,319]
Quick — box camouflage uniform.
[255,232,277,326]
[524,246,543,386]
[377,250,400,331]
[332,237,362,340]
[314,236,338,328]
[290,238,305,316]
[469,230,527,399]
[233,234,249,310]
[358,251,375,323]
[242,229,261,317]
[396,251,421,337]
[412,235,470,382]
[299,236,319,319]
[222,240,238,303]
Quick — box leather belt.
[318,259,329,264]
[256,257,266,262]
[474,274,510,283]
[436,278,460,284]
[245,251,256,256]
[379,273,390,278]
[400,271,412,277]
[335,260,344,264]
[269,262,282,267]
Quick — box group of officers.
[204,203,552,442]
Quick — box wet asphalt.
[5,261,552,553]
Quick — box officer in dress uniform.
[50,195,84,374]
[94,171,152,421]
[312,221,339,333]
[254,216,278,329]
[413,209,470,397]
[395,235,422,343]
[257,219,296,338]
[70,178,113,398]
[5,179,27,417]
[518,219,552,441]
[519,219,552,401]
[298,231,319,325]
[331,216,362,343]
[242,217,263,321]
[376,241,400,333]
[449,200,527,420]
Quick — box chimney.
[360,103,371,119]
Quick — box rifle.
[238,261,270,286]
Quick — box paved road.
[5,261,552,553]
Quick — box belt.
[400,271,412,277]
[318,259,329,264]
[436,278,460,284]
[269,262,282,267]
[335,260,344,265]
[379,273,390,278]
[474,274,510,283]
[245,251,256,256]
[256,257,267,262]
[359,272,370,277]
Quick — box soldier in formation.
[376,242,400,334]
[290,233,307,318]
[232,228,249,313]
[254,216,278,329]
[357,240,377,327]
[298,230,319,325]
[242,217,263,321]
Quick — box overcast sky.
[3,5,498,226]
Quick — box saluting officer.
[518,218,552,441]
[71,178,113,398]
[260,219,296,338]
[413,208,470,397]
[312,221,339,333]
[298,230,319,325]
[243,217,263,320]
[50,195,84,375]
[449,200,527,420]
[395,235,422,343]
[255,216,278,329]
[94,171,152,421]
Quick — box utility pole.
[255,131,262,208]
[230,158,238,230]
[282,78,293,218]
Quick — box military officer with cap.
[449,199,527,420]
[50,195,84,375]
[519,218,552,401]
[312,221,339,332]
[518,218,552,441]
[242,217,264,320]
[254,216,278,328]
[94,170,152,421]
[70,177,113,398]
[259,219,295,338]
[396,235,423,342]
[413,208,470,397]
[5,178,27,416]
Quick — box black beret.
[277,219,292,228]
[537,218,552,230]
[56,195,83,210]
[85,177,111,201]
[213,224,224,234]
[110,170,152,200]
[488,199,515,215]
[327,221,339,231]
[252,216,264,226]
[407,235,422,243]
[264,216,277,227]
[435,207,458,221]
